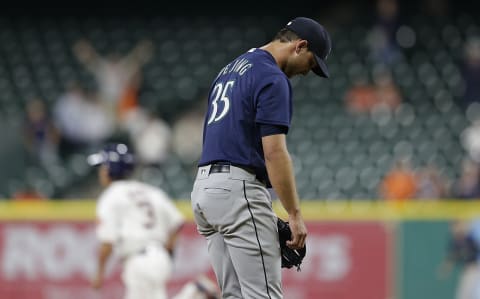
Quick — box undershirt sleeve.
[259,123,288,137]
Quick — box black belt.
[208,163,267,185]
[209,163,231,174]
[209,163,256,175]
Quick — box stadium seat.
[0,15,476,200]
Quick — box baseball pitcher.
[191,17,331,298]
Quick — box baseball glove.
[277,217,306,271]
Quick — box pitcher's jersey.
[96,180,184,257]
[198,48,293,181]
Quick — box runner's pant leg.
[122,247,170,299]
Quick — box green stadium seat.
[0,15,476,199]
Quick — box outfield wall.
[0,200,478,299]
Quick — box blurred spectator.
[461,117,480,163]
[415,164,450,200]
[372,66,402,109]
[379,156,418,201]
[421,0,449,19]
[72,38,154,122]
[12,187,45,200]
[22,98,60,167]
[452,158,480,199]
[460,37,480,111]
[121,107,172,167]
[171,100,206,165]
[366,0,401,65]
[438,219,480,299]
[344,76,378,114]
[118,71,143,122]
[53,81,115,158]
[345,66,402,114]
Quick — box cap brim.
[87,152,106,166]
[312,55,329,78]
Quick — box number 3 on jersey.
[207,80,234,124]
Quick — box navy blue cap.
[285,17,331,78]
[87,143,135,179]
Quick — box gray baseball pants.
[191,164,283,299]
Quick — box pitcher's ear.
[295,39,309,53]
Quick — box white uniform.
[172,275,220,299]
[96,180,184,299]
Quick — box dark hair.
[273,28,301,43]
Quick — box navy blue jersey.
[198,48,293,182]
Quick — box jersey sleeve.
[96,188,121,243]
[255,74,292,128]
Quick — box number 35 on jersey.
[207,80,234,124]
